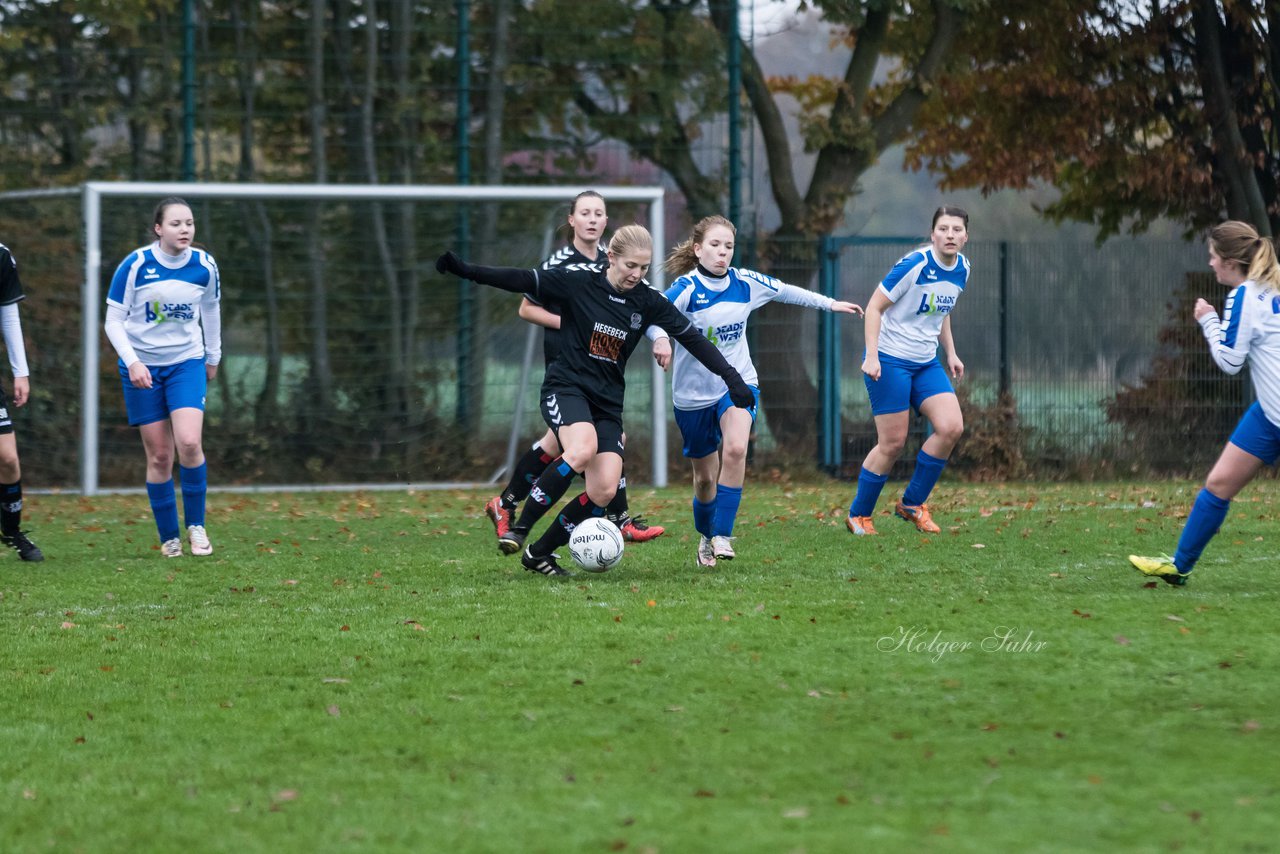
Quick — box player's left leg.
[167,359,212,556]
[710,399,757,560]
[524,435,622,577]
[139,420,183,556]
[1133,410,1273,584]
[0,428,41,562]
[896,386,963,534]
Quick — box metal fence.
[812,236,1243,478]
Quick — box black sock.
[605,472,629,526]
[502,443,554,509]
[512,456,578,533]
[0,480,21,535]
[529,492,603,556]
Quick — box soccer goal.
[1,182,669,495]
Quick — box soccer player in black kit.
[437,224,754,577]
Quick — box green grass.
[2,481,1278,852]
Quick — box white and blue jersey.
[107,243,221,367]
[1199,278,1280,427]
[876,247,970,363]
[662,267,833,410]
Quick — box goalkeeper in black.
[437,224,754,577]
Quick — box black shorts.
[540,386,624,458]
[0,384,13,435]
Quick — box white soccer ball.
[567,517,625,572]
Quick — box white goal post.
[78,181,669,495]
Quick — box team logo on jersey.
[924,268,938,281]
[608,294,626,304]
[629,312,642,330]
[693,291,710,306]
[706,320,745,347]
[589,321,626,362]
[915,292,956,316]
[143,267,161,280]
[145,301,195,323]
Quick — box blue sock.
[1173,488,1231,574]
[902,450,947,507]
[180,462,208,528]
[849,469,889,517]
[146,480,181,543]
[712,484,743,537]
[693,495,716,538]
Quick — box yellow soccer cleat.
[1128,554,1189,586]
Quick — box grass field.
[3,481,1278,852]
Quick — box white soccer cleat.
[695,536,717,569]
[161,537,183,558]
[188,525,213,556]
[711,535,736,560]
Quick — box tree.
[905,0,1278,239]
[512,0,968,440]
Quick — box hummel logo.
[608,294,625,303]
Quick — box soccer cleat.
[620,516,665,542]
[188,525,213,556]
[521,547,572,578]
[160,537,183,558]
[846,515,878,536]
[1129,554,1190,586]
[695,536,717,568]
[895,501,941,534]
[484,496,512,539]
[711,535,735,560]
[498,527,527,556]
[1,530,44,562]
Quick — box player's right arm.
[861,289,893,381]
[436,251,578,306]
[103,251,152,389]
[1196,286,1253,375]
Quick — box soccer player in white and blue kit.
[653,215,863,567]
[846,206,970,537]
[1131,222,1280,586]
[104,198,221,558]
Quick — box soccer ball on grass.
[567,517,624,572]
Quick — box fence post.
[999,240,1010,398]
[817,235,840,473]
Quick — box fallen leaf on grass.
[1114,635,1130,646]
[60,622,77,629]
[1072,609,1092,619]
[1241,720,1260,733]
[693,789,715,798]
[326,705,340,717]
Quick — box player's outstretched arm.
[435,251,536,294]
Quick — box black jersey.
[526,242,606,366]
[0,244,28,306]
[529,265,708,415]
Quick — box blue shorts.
[1228,402,1280,465]
[864,352,954,416]
[673,386,760,459]
[120,358,207,427]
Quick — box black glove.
[436,251,466,277]
[727,377,754,410]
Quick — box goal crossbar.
[76,181,668,495]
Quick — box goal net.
[0,182,668,494]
